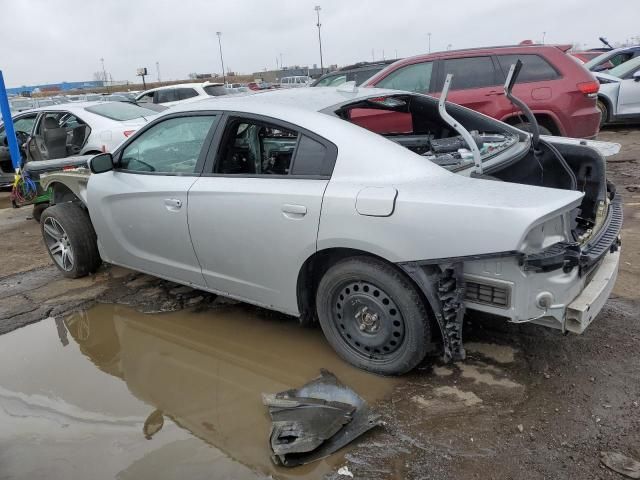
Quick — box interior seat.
[42,117,68,160]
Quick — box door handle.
[164,198,182,210]
[281,204,307,218]
[486,90,505,96]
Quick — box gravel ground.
[0,126,638,479]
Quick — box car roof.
[139,83,210,94]
[169,86,405,115]
[13,101,106,114]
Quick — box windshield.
[84,102,158,121]
[607,56,640,78]
[203,85,228,96]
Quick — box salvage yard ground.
[0,127,639,479]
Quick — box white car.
[0,101,158,185]
[595,56,640,125]
[279,76,312,88]
[135,82,228,107]
[38,85,621,375]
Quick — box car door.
[87,113,220,286]
[0,113,38,170]
[617,70,640,116]
[187,114,337,314]
[434,56,513,119]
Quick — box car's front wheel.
[316,256,432,375]
[40,203,101,278]
[596,99,608,127]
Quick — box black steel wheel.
[316,256,432,375]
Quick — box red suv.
[363,45,600,138]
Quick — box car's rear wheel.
[41,203,101,278]
[513,122,552,136]
[596,99,608,127]
[316,256,432,375]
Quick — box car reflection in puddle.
[0,303,397,479]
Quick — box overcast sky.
[1,0,638,87]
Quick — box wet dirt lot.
[0,127,639,480]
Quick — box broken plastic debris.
[337,466,354,477]
[262,369,382,467]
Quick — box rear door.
[434,56,513,119]
[187,114,336,314]
[87,113,220,286]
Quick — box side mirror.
[633,71,640,82]
[89,152,114,174]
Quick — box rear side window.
[496,54,560,82]
[291,135,331,176]
[177,88,199,100]
[203,85,227,96]
[441,56,498,89]
[376,62,434,93]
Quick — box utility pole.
[314,6,324,73]
[428,32,432,53]
[100,57,110,93]
[156,61,161,83]
[216,31,226,84]
[542,31,546,45]
[280,53,284,69]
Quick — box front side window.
[137,92,154,104]
[376,62,434,93]
[496,54,560,82]
[120,116,218,174]
[203,85,227,96]
[155,89,179,104]
[13,115,38,135]
[441,56,498,90]
[177,88,199,100]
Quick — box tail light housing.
[577,81,599,95]
[123,130,136,137]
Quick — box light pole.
[314,6,324,73]
[542,31,546,45]
[100,57,109,93]
[156,61,161,83]
[428,32,432,53]
[216,31,226,84]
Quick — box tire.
[513,122,552,136]
[32,203,49,223]
[316,256,432,375]
[40,203,101,278]
[596,99,608,127]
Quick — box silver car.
[595,56,640,125]
[38,87,622,375]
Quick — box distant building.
[6,80,106,96]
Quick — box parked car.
[363,44,601,138]
[570,51,602,64]
[135,82,228,107]
[66,94,103,102]
[594,56,640,125]
[37,87,620,375]
[0,101,159,216]
[279,76,311,88]
[312,61,398,88]
[9,97,36,113]
[584,46,640,73]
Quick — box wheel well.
[503,113,560,135]
[596,95,612,121]
[296,248,437,329]
[50,182,81,205]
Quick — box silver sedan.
[39,87,622,375]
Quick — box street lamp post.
[542,31,546,45]
[100,57,109,93]
[216,31,226,84]
[428,32,432,53]
[314,6,324,73]
[156,61,161,83]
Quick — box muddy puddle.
[0,303,398,480]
